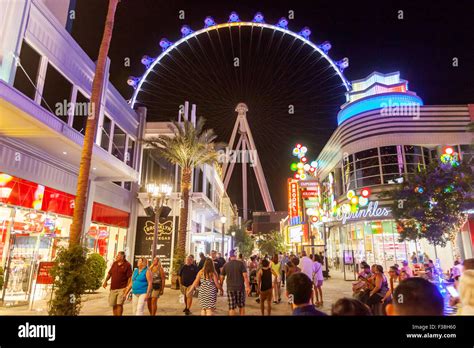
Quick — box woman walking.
[271,254,282,304]
[257,259,279,315]
[312,254,324,307]
[147,256,166,316]
[187,258,222,316]
[125,257,152,315]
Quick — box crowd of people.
[101,250,474,317]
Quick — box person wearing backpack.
[147,256,166,316]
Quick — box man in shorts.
[220,250,250,316]
[179,255,198,315]
[103,251,132,316]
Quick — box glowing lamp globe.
[310,161,318,168]
[298,169,304,174]
[310,216,319,223]
[301,146,308,153]
[347,190,355,199]
[444,147,454,155]
[309,167,315,172]
[361,188,371,198]
[359,197,369,207]
[297,163,304,169]
[351,196,359,205]
[294,173,300,179]
[303,164,310,171]
[296,144,302,149]
[293,148,300,156]
[290,163,298,171]
[301,157,308,163]
[300,173,307,180]
[306,208,316,216]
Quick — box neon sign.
[335,201,391,224]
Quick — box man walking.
[179,255,198,315]
[103,251,132,316]
[299,250,313,281]
[220,250,250,316]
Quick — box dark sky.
[72,0,474,213]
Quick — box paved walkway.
[0,271,353,316]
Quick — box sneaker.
[256,298,260,303]
[183,308,187,313]
[273,301,278,304]
[278,298,281,303]
[185,310,191,315]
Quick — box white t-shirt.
[300,256,314,280]
[312,261,324,281]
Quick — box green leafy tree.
[228,223,254,257]
[48,245,88,316]
[384,160,473,247]
[145,118,225,273]
[256,230,286,256]
[84,253,107,292]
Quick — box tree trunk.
[69,0,120,247]
[177,167,192,256]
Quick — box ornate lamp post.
[220,216,227,255]
[231,231,236,252]
[146,182,172,259]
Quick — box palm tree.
[69,0,120,246]
[145,117,225,270]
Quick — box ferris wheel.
[127,12,352,214]
[128,12,351,106]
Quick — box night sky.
[72,0,474,214]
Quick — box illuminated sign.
[302,191,318,199]
[335,201,391,224]
[289,225,303,243]
[287,179,300,220]
[299,180,318,188]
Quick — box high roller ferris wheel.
[127,11,352,217]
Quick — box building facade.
[0,0,144,305]
[314,72,474,273]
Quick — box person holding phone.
[147,256,166,316]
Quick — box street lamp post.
[220,216,227,255]
[146,182,172,259]
[231,231,236,252]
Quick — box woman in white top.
[312,254,324,307]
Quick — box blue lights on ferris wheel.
[141,55,155,68]
[298,27,311,40]
[159,38,173,51]
[253,12,265,23]
[318,41,332,54]
[228,12,240,22]
[335,58,349,72]
[276,17,289,29]
[204,16,216,28]
[127,76,140,88]
[180,25,194,38]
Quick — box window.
[355,157,379,169]
[356,166,380,178]
[405,154,424,165]
[357,176,381,187]
[354,148,378,160]
[111,126,126,161]
[126,138,135,167]
[124,182,131,191]
[382,165,403,175]
[72,91,89,134]
[41,63,72,123]
[379,146,397,155]
[206,180,212,201]
[380,155,399,165]
[404,145,423,156]
[383,173,403,184]
[194,168,203,192]
[460,144,474,164]
[13,41,41,100]
[100,116,112,151]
